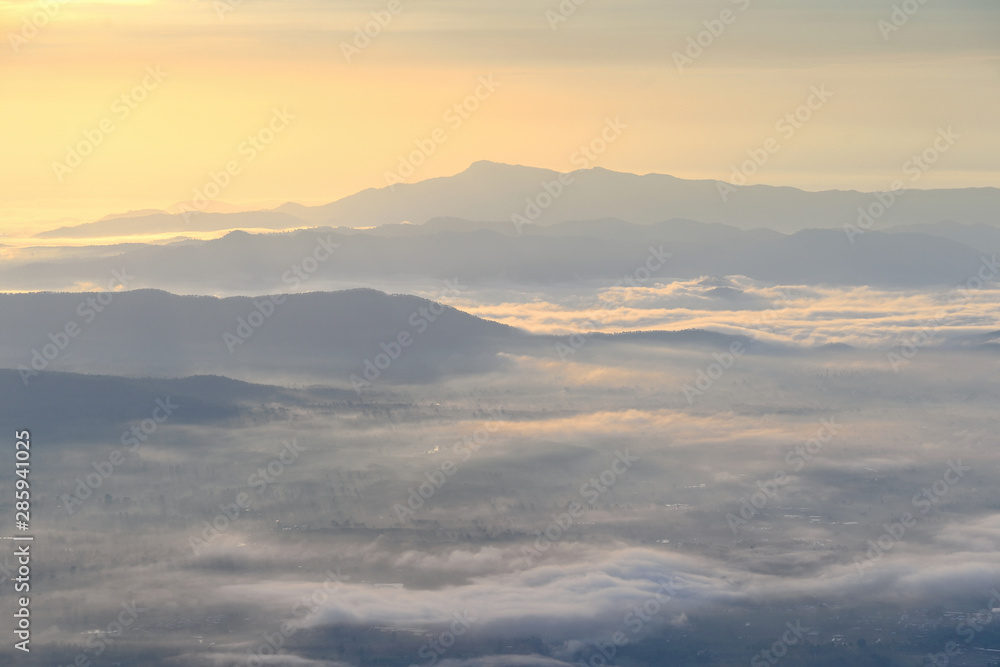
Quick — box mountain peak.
[466,159,515,170]
[460,160,554,177]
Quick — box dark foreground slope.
[0,289,523,384]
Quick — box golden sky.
[1,0,998,233]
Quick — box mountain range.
[6,218,994,293]
[32,161,1000,239]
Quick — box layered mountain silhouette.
[6,219,992,293]
[3,288,993,388]
[33,162,1000,239]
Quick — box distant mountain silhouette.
[886,220,1000,253]
[33,162,1000,239]
[275,161,1000,232]
[5,219,991,293]
[35,211,307,239]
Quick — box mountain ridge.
[5,219,992,293]
[32,162,1000,239]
